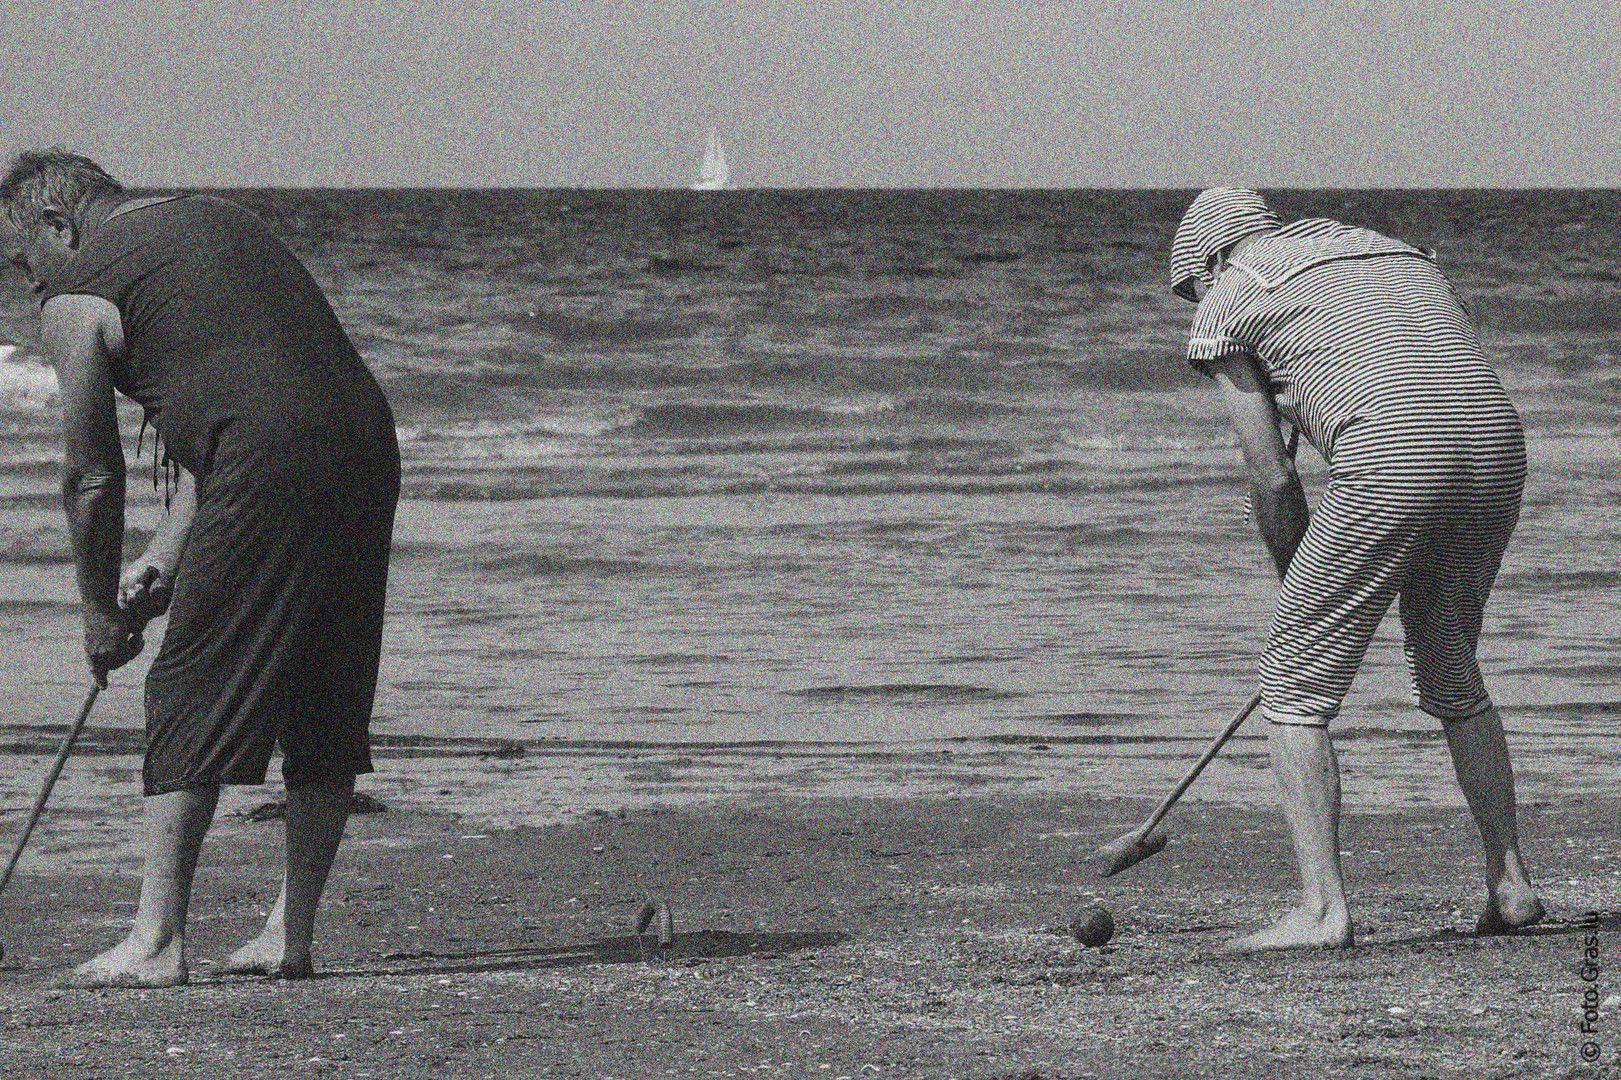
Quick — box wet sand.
[4,704,1621,878]
[3,780,1619,1079]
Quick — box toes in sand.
[55,941,188,990]
[1224,906,1355,954]
[220,937,314,980]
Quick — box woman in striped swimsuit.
[1172,188,1543,952]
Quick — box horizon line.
[128,184,1621,194]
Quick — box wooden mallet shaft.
[0,685,101,898]
[1094,689,1264,877]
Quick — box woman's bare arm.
[1203,351,1309,579]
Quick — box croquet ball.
[1071,905,1115,947]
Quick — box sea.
[1,189,1618,830]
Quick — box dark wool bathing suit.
[1185,219,1525,725]
[42,196,400,793]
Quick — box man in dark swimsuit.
[1,149,399,986]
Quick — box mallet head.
[1093,828,1168,878]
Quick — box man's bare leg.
[64,786,220,987]
[221,776,354,978]
[1226,723,1354,953]
[1442,705,1544,933]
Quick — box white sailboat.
[691,128,731,190]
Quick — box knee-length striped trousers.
[1259,409,1526,725]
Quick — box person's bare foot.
[220,928,314,979]
[1476,891,1545,936]
[55,935,188,989]
[1224,904,1354,953]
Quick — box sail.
[692,129,731,190]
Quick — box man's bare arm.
[43,293,140,682]
[1204,352,1309,579]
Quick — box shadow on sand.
[267,928,849,981]
[1135,912,1621,962]
[1188,912,1621,958]
[1372,911,1621,950]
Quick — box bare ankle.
[1297,894,1348,921]
[121,928,183,956]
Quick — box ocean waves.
[383,362,1246,503]
[0,350,59,411]
[0,526,155,566]
[4,190,1612,512]
[395,439,1242,502]
[391,390,1033,445]
[374,340,1204,405]
[1497,568,1621,594]
[1471,295,1621,335]
[631,400,852,436]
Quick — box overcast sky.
[3,0,1618,188]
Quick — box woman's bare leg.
[1226,724,1354,952]
[1442,705,1543,932]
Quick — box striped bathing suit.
[1186,217,1525,725]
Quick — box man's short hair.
[0,148,124,234]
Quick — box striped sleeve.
[1185,274,1256,376]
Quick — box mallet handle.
[1131,689,1263,841]
[0,685,100,896]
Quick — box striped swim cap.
[1170,187,1281,302]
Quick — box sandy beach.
[3,767,1619,1079]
